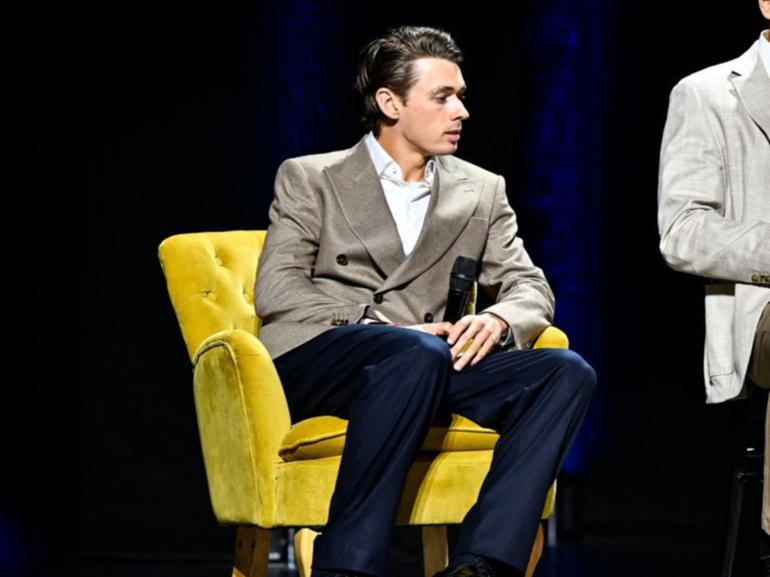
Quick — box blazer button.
[424,312,434,323]
[373,294,384,304]
[336,254,348,265]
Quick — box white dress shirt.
[759,30,770,77]
[365,130,435,256]
[359,131,515,348]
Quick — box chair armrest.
[532,326,569,349]
[192,328,290,526]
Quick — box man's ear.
[375,88,401,121]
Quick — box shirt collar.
[365,130,436,186]
[760,30,770,78]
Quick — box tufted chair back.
[158,230,266,362]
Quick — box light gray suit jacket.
[658,40,770,403]
[255,134,555,360]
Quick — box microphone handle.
[437,288,469,343]
[444,287,470,323]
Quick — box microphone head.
[450,255,477,291]
[452,255,477,278]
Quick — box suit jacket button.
[424,312,434,323]
[374,294,384,304]
[336,254,348,265]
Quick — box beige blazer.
[255,134,555,360]
[658,40,770,403]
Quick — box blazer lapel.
[380,154,481,292]
[325,136,406,278]
[325,135,482,291]
[730,42,770,139]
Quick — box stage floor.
[42,528,766,577]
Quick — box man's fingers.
[447,315,483,360]
[425,322,454,336]
[469,335,498,367]
[450,322,479,358]
[447,316,473,344]
[454,328,486,369]
[437,321,454,334]
[451,319,485,361]
[453,321,501,370]
[409,321,454,336]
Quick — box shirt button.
[424,312,434,323]
[336,254,348,265]
[374,294,384,304]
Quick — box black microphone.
[443,255,478,323]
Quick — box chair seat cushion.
[279,414,499,462]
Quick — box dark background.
[31,0,767,575]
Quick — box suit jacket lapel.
[730,42,770,140]
[325,135,406,278]
[325,135,482,291]
[380,156,481,292]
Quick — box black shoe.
[432,555,497,577]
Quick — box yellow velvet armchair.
[158,230,567,577]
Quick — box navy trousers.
[273,324,596,576]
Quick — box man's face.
[393,57,470,156]
[761,0,770,25]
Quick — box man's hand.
[446,313,508,371]
[405,321,454,337]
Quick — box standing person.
[256,25,596,577]
[657,1,770,572]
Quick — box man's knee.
[546,349,597,400]
[400,331,453,367]
[355,331,452,405]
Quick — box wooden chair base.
[282,523,545,577]
[233,526,271,577]
[422,526,449,576]
[525,523,545,577]
[295,527,318,577]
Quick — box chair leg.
[233,526,271,577]
[422,526,449,577]
[295,528,320,577]
[524,522,545,577]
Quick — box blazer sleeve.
[254,158,369,326]
[476,174,555,349]
[657,80,770,283]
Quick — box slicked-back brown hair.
[355,26,464,136]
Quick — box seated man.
[657,0,770,572]
[255,25,596,577]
